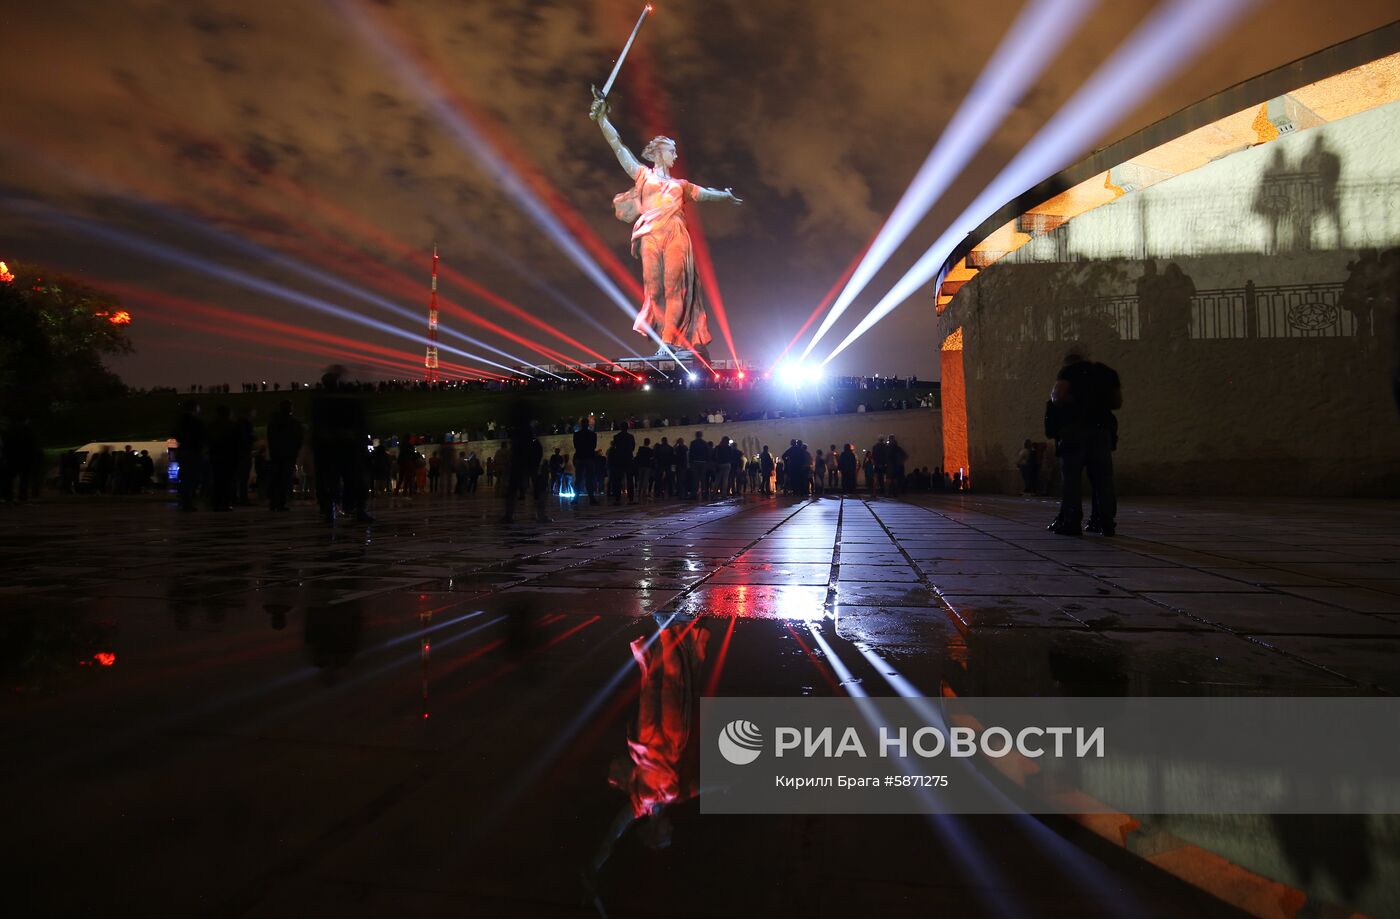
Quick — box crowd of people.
[149,366,954,525]
[169,370,367,522]
[5,351,1125,540]
[487,416,944,523]
[2,381,963,518]
[59,445,161,495]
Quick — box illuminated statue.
[590,89,741,354]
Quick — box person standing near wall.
[712,436,733,498]
[887,436,907,497]
[233,408,256,506]
[500,412,548,524]
[266,400,303,512]
[1016,438,1037,495]
[870,439,889,497]
[311,367,373,524]
[838,444,857,494]
[759,445,774,496]
[790,440,812,498]
[1046,347,1121,537]
[573,417,599,506]
[371,442,392,495]
[655,436,674,498]
[206,405,237,512]
[610,422,637,505]
[730,441,745,496]
[689,431,710,500]
[636,437,655,500]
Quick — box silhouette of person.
[838,443,857,493]
[2,417,39,502]
[206,405,237,512]
[265,400,304,511]
[233,407,256,505]
[887,435,907,497]
[1047,347,1122,536]
[310,366,373,524]
[573,417,599,505]
[789,440,812,497]
[635,437,655,500]
[688,431,710,500]
[609,422,636,504]
[172,400,206,512]
[499,399,548,524]
[654,436,674,498]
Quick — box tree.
[0,261,133,421]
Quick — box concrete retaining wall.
[938,100,1400,496]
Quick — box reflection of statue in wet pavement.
[589,613,709,883]
[590,90,741,355]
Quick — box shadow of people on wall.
[1253,148,1293,255]
[1301,134,1343,250]
[1340,247,1400,412]
[1137,260,1196,346]
[1252,137,1344,255]
[1270,815,1375,904]
[1340,247,1398,340]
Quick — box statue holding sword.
[589,4,741,355]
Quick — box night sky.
[2,0,1393,387]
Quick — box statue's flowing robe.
[629,166,712,350]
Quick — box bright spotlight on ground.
[643,383,651,391]
[687,372,697,382]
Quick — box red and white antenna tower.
[424,246,440,383]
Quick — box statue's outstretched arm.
[691,184,743,205]
[590,92,642,180]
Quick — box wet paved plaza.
[4,491,1398,916]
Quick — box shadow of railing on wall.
[1025,280,1363,343]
